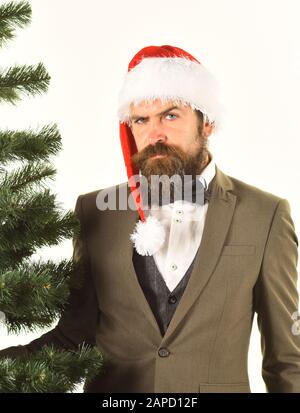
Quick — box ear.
[203,121,215,138]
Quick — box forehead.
[129,99,191,116]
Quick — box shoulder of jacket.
[76,181,128,210]
[226,174,285,210]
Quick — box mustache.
[131,142,184,166]
[142,142,178,157]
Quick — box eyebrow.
[130,105,182,122]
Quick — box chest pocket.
[199,382,251,393]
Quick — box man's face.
[129,99,214,179]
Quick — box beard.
[130,136,210,206]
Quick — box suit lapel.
[121,166,237,342]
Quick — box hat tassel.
[130,216,165,256]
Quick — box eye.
[134,118,146,124]
[165,113,177,120]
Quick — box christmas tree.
[0,1,103,392]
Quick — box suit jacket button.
[168,295,177,304]
[158,347,170,357]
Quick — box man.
[1,45,299,393]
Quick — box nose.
[149,133,167,146]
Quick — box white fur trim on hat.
[130,215,165,256]
[117,57,224,133]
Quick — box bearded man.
[1,45,299,393]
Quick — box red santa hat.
[117,45,222,256]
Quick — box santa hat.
[117,45,222,256]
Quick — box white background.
[0,0,300,393]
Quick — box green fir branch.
[0,124,62,164]
[0,191,79,268]
[0,161,56,192]
[0,259,80,333]
[0,345,104,393]
[0,62,50,104]
[0,188,80,239]
[0,1,31,47]
[0,201,78,250]
[0,187,25,223]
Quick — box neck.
[199,150,211,174]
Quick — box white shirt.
[148,154,216,292]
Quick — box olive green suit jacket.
[1,166,300,393]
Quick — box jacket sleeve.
[253,198,300,392]
[0,194,99,358]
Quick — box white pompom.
[130,216,165,256]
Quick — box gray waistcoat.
[132,247,197,336]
